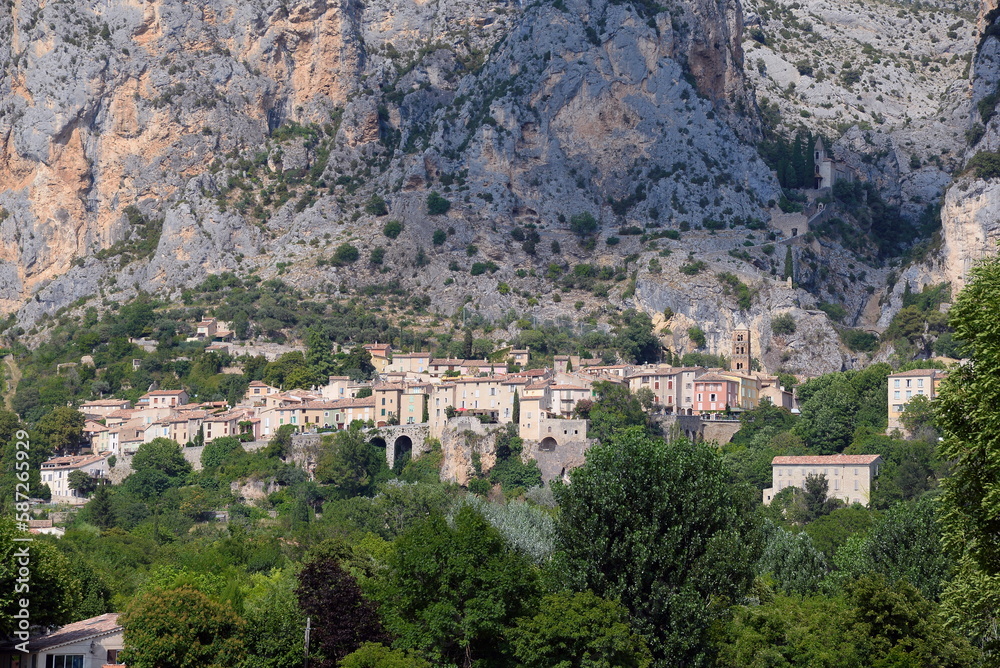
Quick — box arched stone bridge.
[367,424,430,468]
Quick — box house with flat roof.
[763,454,883,506]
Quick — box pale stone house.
[9,613,124,668]
[41,454,109,505]
[887,368,946,433]
[763,454,883,506]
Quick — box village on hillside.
[38,318,949,515]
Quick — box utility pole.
[303,616,311,668]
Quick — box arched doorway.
[540,437,557,451]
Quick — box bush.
[771,313,797,335]
[818,302,848,322]
[688,326,707,348]
[370,247,385,266]
[840,329,879,352]
[605,236,620,246]
[569,212,598,237]
[470,262,499,276]
[432,229,446,246]
[332,244,359,265]
[680,260,707,276]
[365,195,388,216]
[383,220,403,239]
[427,191,451,215]
[967,151,1000,180]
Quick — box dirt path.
[2,355,20,410]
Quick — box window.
[834,479,839,490]
[893,391,900,399]
[854,479,859,491]
[906,391,912,399]
[894,379,900,388]
[906,379,912,388]
[47,656,85,668]
[917,379,924,388]
[107,649,123,664]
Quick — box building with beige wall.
[763,454,883,506]
[887,369,946,432]
[41,454,109,505]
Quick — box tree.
[314,428,388,497]
[383,219,404,239]
[462,329,473,359]
[131,438,192,479]
[119,586,246,668]
[242,569,306,668]
[900,393,937,439]
[570,212,598,237]
[509,591,652,668]
[375,505,540,666]
[296,554,388,667]
[34,406,85,455]
[264,424,295,459]
[935,253,1000,656]
[757,521,827,595]
[365,194,389,216]
[0,520,81,635]
[586,382,649,444]
[341,644,432,668]
[794,376,859,453]
[201,436,244,470]
[512,390,520,424]
[555,427,763,666]
[67,469,98,497]
[86,484,117,529]
[306,328,337,380]
[426,191,451,215]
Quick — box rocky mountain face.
[0,0,993,376]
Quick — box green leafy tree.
[34,406,85,455]
[314,428,388,497]
[426,192,451,215]
[794,376,860,454]
[383,220,404,239]
[509,591,652,668]
[375,505,540,666]
[201,436,245,470]
[587,382,649,444]
[131,438,192,479]
[341,643,432,668]
[512,390,520,424]
[757,521,828,595]
[263,424,295,459]
[241,569,306,668]
[935,253,1000,656]
[555,427,763,666]
[570,212,598,237]
[365,194,389,216]
[899,393,937,439]
[306,328,337,380]
[120,586,246,668]
[67,469,98,496]
[0,520,81,634]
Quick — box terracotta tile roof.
[144,389,187,396]
[694,373,738,382]
[772,454,883,466]
[80,399,132,407]
[29,614,122,652]
[888,369,946,378]
[41,454,107,469]
[105,409,136,419]
[248,380,272,387]
[330,397,376,408]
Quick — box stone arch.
[370,436,387,450]
[540,436,558,451]
[394,435,413,463]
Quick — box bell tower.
[731,324,751,372]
